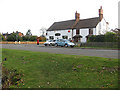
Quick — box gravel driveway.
[1,44,119,59]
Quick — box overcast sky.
[0,0,119,36]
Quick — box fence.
[76,42,119,48]
[0,41,45,44]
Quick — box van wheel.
[65,44,68,48]
[45,44,47,46]
[49,43,52,46]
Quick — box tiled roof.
[75,17,100,29]
[47,20,75,31]
[47,17,100,31]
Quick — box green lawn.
[2,48,118,88]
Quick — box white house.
[46,6,109,42]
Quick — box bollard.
[15,41,17,45]
[19,41,20,44]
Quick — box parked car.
[44,40,56,46]
[55,39,75,48]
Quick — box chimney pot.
[75,11,80,21]
[99,6,103,21]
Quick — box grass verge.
[74,46,120,50]
[2,48,118,88]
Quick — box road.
[1,44,119,59]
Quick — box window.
[62,36,68,39]
[55,33,61,36]
[49,36,54,40]
[89,28,93,34]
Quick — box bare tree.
[26,29,32,36]
[40,27,47,37]
[26,29,32,41]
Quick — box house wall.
[80,29,89,42]
[47,28,96,43]
[79,28,96,42]
[46,29,76,40]
[96,18,109,35]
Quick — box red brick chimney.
[99,6,103,21]
[75,11,80,21]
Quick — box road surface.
[1,44,119,59]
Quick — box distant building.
[15,31,24,37]
[111,28,120,34]
[2,32,10,39]
[2,31,24,39]
[46,6,109,42]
